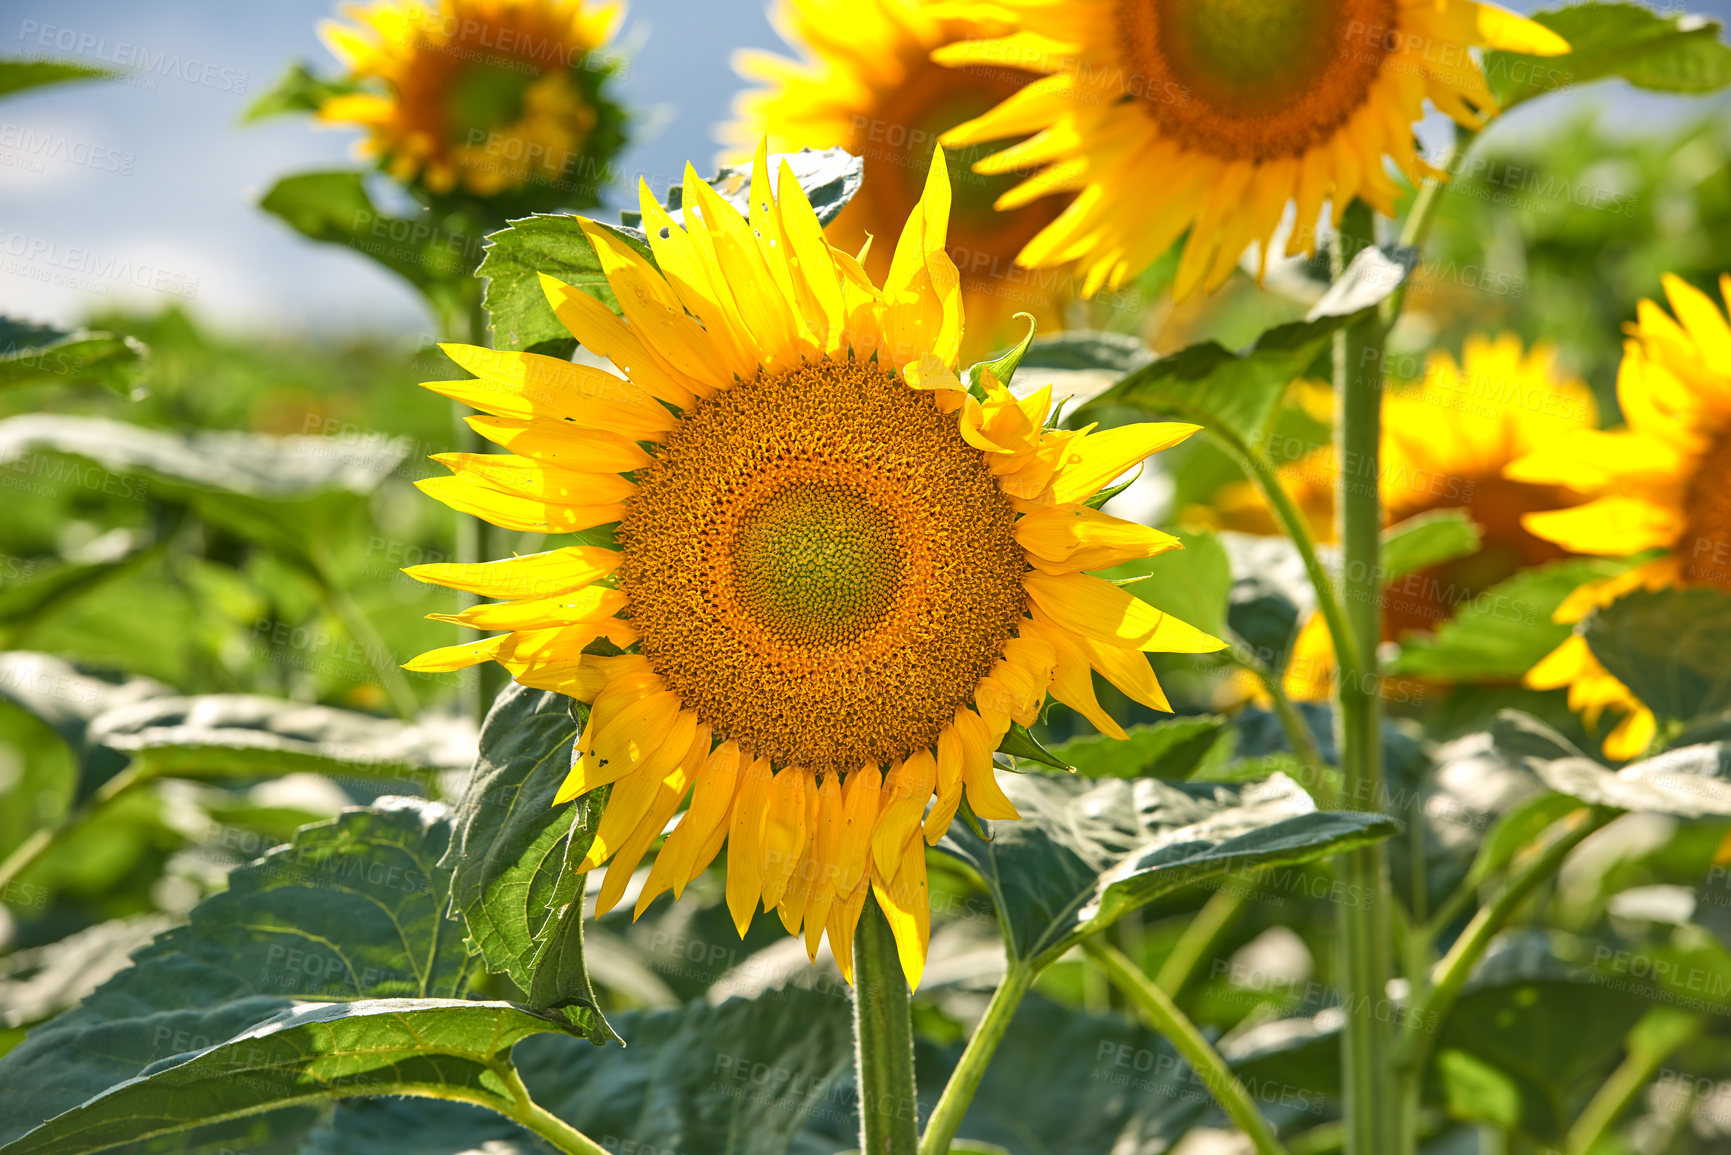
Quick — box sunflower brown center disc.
[1116,0,1396,160]
[1681,434,1731,592]
[619,359,1027,775]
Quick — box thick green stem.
[1397,808,1613,1075]
[918,963,1033,1155]
[855,895,920,1155]
[1331,198,1402,1155]
[495,1063,612,1155]
[1156,882,1252,998]
[1087,939,1289,1155]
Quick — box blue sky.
[0,0,1727,337]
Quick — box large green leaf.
[1080,245,1411,441]
[1525,742,1731,817]
[482,147,863,359]
[0,653,171,797]
[318,986,855,1155]
[1049,716,1229,780]
[85,694,472,784]
[0,415,402,499]
[939,772,1398,968]
[1389,558,1624,681]
[0,999,572,1155]
[0,800,474,1144]
[443,684,613,1042]
[0,59,115,99]
[258,171,477,294]
[1487,3,1731,109]
[0,320,146,394]
[1584,587,1731,724]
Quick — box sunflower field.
[7,1,1731,1152]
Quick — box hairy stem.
[855,895,920,1155]
[1225,639,1336,809]
[1566,1009,1700,1155]
[918,963,1033,1155]
[495,1062,612,1155]
[1087,938,1289,1155]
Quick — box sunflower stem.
[918,961,1033,1155]
[1331,198,1402,1155]
[1086,938,1290,1155]
[855,894,920,1155]
[494,1060,613,1155]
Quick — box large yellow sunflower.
[934,0,1569,299]
[318,0,625,199]
[401,144,1223,985]
[727,0,1073,354]
[1195,334,1595,701]
[1511,275,1731,759]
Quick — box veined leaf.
[1389,558,1626,682]
[1050,716,1229,780]
[1487,3,1731,109]
[483,147,863,359]
[0,319,146,395]
[1080,245,1411,441]
[259,171,477,294]
[86,694,473,784]
[0,999,572,1155]
[1584,587,1731,724]
[1527,743,1731,817]
[939,772,1397,968]
[0,799,474,1145]
[442,684,613,1043]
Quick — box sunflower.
[933,0,1569,300]
[401,143,1223,986]
[1511,275,1731,759]
[317,0,626,202]
[1194,334,1595,701]
[727,0,1073,355]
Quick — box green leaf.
[1486,3,1731,109]
[0,800,476,1146]
[1584,586,1731,724]
[0,653,171,795]
[1381,509,1482,580]
[476,215,640,358]
[85,694,473,784]
[1389,558,1625,681]
[939,772,1398,968]
[259,171,478,295]
[484,147,863,359]
[1017,331,1154,374]
[1081,245,1410,441]
[1097,527,1232,641]
[1526,742,1731,817]
[0,542,156,634]
[966,312,1037,390]
[1437,932,1656,1143]
[1049,716,1229,779]
[321,986,857,1155]
[443,684,614,1043]
[0,999,572,1155]
[0,414,403,499]
[0,320,146,395]
[994,722,1070,772]
[242,62,364,123]
[0,59,115,99]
